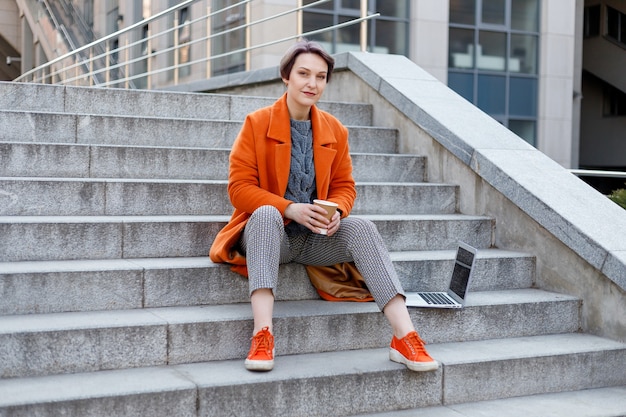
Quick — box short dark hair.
[279,39,335,83]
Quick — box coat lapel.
[267,94,292,196]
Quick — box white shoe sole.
[245,358,274,371]
[245,348,275,372]
[389,348,439,372]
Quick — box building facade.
[1,0,625,182]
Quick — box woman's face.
[283,52,328,119]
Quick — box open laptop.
[405,242,477,309]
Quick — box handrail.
[40,0,78,52]
[51,0,333,86]
[570,169,626,179]
[95,13,379,88]
[14,0,377,90]
[15,0,198,83]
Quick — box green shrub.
[608,186,626,210]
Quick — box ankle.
[394,329,416,339]
[253,325,272,335]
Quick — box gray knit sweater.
[284,119,316,236]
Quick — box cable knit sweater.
[284,119,316,235]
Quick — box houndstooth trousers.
[239,205,405,311]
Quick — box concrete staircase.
[0,82,625,416]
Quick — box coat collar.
[266,93,339,200]
[267,93,337,147]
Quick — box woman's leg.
[241,206,290,295]
[295,217,404,310]
[295,217,438,371]
[383,294,416,339]
[239,206,297,371]
[240,205,294,328]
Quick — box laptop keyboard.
[419,292,456,305]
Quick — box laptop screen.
[449,245,475,299]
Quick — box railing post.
[147,30,152,89]
[360,0,367,52]
[297,0,303,36]
[124,39,130,89]
[89,49,94,86]
[245,1,251,71]
[206,6,211,79]
[105,42,111,86]
[174,15,180,85]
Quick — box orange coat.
[209,93,357,275]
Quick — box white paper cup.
[313,199,338,235]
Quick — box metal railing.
[569,169,626,179]
[15,0,379,90]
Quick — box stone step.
[0,177,456,216]
[356,386,626,417]
[0,82,374,125]
[0,334,623,416]
[0,214,494,262]
[0,142,426,182]
[0,250,535,315]
[0,291,580,378]
[0,111,396,153]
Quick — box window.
[482,0,505,25]
[584,5,601,38]
[211,0,246,76]
[511,0,539,31]
[303,0,409,56]
[604,82,626,117]
[606,6,626,48]
[450,0,476,25]
[448,0,540,145]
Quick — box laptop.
[405,242,477,309]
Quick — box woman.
[209,39,438,373]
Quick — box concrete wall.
[248,0,299,71]
[0,0,20,51]
[538,0,578,168]
[176,52,626,343]
[409,0,449,83]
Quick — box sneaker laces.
[249,327,272,355]
[403,332,428,356]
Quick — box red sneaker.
[389,331,439,372]
[245,326,275,371]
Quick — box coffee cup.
[313,199,338,235]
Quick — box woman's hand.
[284,203,341,236]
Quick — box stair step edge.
[1,334,623,408]
[0,291,579,332]
[353,386,626,417]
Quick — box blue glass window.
[509,77,537,116]
[448,72,474,102]
[448,0,540,145]
[303,0,410,56]
[478,74,506,114]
